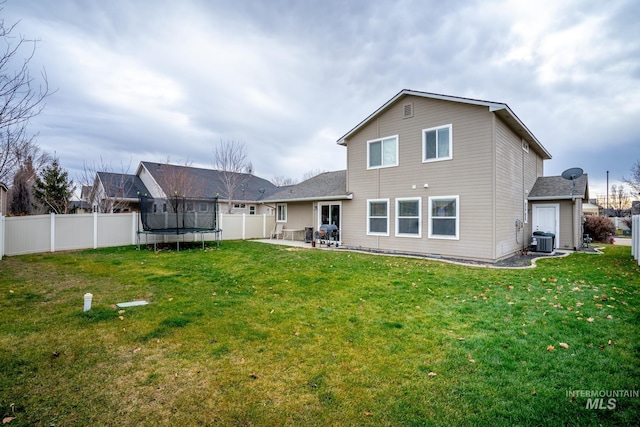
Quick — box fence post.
[242,213,246,240]
[93,211,98,249]
[631,215,640,265]
[0,214,4,259]
[131,212,137,245]
[263,214,266,238]
[50,213,56,252]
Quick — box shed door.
[532,204,559,248]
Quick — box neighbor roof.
[264,170,351,203]
[97,172,149,200]
[139,161,278,201]
[528,174,589,201]
[337,89,552,160]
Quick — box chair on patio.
[270,223,284,239]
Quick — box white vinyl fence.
[0,212,276,258]
[632,215,639,266]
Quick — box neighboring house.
[0,182,7,216]
[273,89,590,262]
[528,174,589,250]
[137,161,278,215]
[263,170,352,234]
[87,172,150,213]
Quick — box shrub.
[584,216,616,242]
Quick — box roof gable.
[337,89,551,160]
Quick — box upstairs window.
[368,136,398,169]
[367,199,389,235]
[423,124,452,162]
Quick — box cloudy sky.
[3,0,639,198]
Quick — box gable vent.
[403,102,413,118]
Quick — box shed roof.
[264,170,351,203]
[528,174,589,201]
[337,89,552,160]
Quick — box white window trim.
[522,139,529,153]
[428,195,460,240]
[276,203,287,222]
[367,198,390,236]
[422,124,453,163]
[395,197,422,238]
[367,135,399,170]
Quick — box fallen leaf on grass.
[427,372,437,377]
[559,342,570,349]
[547,345,555,351]
[364,411,373,416]
[118,316,124,321]
[3,417,16,424]
[133,347,141,354]
[587,317,594,323]
[457,337,465,341]
[606,315,613,319]
[531,390,537,396]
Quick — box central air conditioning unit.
[532,231,555,253]
[536,236,553,253]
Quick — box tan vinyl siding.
[494,118,545,258]
[343,96,498,261]
[557,199,583,250]
[280,202,315,231]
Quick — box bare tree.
[0,9,52,184]
[623,160,640,195]
[212,140,251,213]
[77,157,134,213]
[302,168,326,182]
[8,155,35,214]
[271,175,297,187]
[609,184,630,217]
[153,159,199,212]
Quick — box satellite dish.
[562,167,583,198]
[561,167,583,181]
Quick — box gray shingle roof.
[140,161,278,201]
[97,172,149,199]
[264,170,350,202]
[528,174,589,200]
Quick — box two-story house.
[267,89,588,262]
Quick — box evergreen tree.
[33,158,74,214]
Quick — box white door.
[532,204,559,248]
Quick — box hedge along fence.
[633,215,640,266]
[0,212,276,258]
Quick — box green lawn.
[1,242,639,426]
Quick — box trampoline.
[137,194,222,250]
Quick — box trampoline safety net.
[138,194,219,234]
